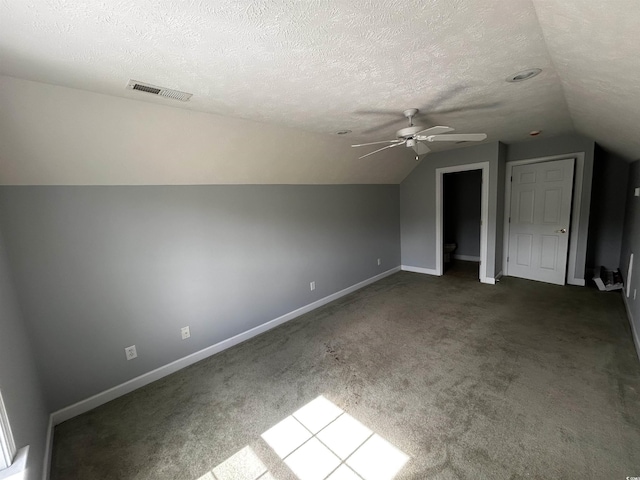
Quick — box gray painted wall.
[586,146,629,270]
[444,170,482,257]
[0,185,400,411]
[620,160,640,352]
[0,228,49,480]
[400,135,595,282]
[400,142,502,278]
[506,134,595,282]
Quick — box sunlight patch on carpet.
[198,395,409,480]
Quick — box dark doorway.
[443,170,482,277]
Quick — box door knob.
[555,228,567,233]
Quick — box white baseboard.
[568,277,586,286]
[401,265,438,275]
[452,254,480,262]
[42,416,53,480]
[482,277,496,285]
[622,292,640,363]
[49,266,401,427]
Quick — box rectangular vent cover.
[126,80,192,101]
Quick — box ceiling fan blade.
[412,141,431,156]
[352,139,401,148]
[358,140,406,159]
[414,125,455,138]
[424,133,488,142]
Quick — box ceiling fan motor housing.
[397,126,424,140]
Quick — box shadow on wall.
[586,145,629,272]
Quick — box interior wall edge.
[622,292,640,363]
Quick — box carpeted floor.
[51,266,640,479]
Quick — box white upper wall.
[0,76,417,185]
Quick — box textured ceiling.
[0,0,638,184]
[532,0,640,160]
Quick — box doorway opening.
[435,161,489,283]
[443,170,483,279]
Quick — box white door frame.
[502,153,586,286]
[436,162,489,283]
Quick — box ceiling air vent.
[126,80,192,102]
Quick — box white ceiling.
[0,0,638,184]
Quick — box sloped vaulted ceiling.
[0,0,638,185]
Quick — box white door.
[507,158,574,285]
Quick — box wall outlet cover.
[310,281,316,291]
[181,326,191,340]
[634,187,639,197]
[377,258,381,265]
[125,345,137,360]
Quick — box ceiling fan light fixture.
[336,130,352,135]
[529,130,542,136]
[506,68,542,83]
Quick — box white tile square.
[257,473,277,480]
[212,446,268,480]
[325,464,362,480]
[284,437,342,480]
[261,416,312,459]
[293,396,344,434]
[196,473,215,480]
[346,434,409,480]
[317,413,372,459]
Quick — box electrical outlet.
[635,187,640,197]
[181,326,191,339]
[125,345,137,360]
[310,281,316,291]
[377,258,381,266]
[634,289,637,301]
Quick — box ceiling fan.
[351,108,487,159]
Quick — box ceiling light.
[506,68,542,83]
[336,130,352,135]
[529,130,542,136]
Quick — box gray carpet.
[51,265,640,479]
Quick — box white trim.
[622,292,640,363]
[0,446,28,480]
[401,265,438,275]
[0,391,16,472]
[41,416,53,480]
[627,253,634,298]
[436,162,490,283]
[483,277,496,285]
[452,254,480,262]
[49,266,401,426]
[502,153,586,286]
[495,270,503,281]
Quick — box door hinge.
[508,217,511,223]
[507,256,509,262]
[510,176,513,182]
